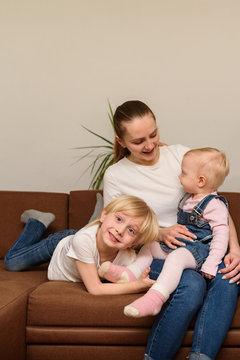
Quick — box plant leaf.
[81,125,113,145]
[74,101,115,189]
[71,149,96,165]
[89,153,114,189]
[73,145,113,150]
[107,99,114,128]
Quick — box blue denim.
[146,260,239,360]
[146,259,207,359]
[161,194,228,271]
[189,261,239,360]
[4,219,77,271]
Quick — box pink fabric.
[183,194,229,276]
[155,247,196,293]
[134,242,168,272]
[99,262,137,283]
[124,289,166,318]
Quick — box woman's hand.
[158,224,196,249]
[219,249,240,284]
[134,267,155,292]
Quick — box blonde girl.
[5,195,159,296]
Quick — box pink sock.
[124,289,166,318]
[98,261,137,283]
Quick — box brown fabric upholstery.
[0,191,69,258]
[26,345,240,360]
[220,192,240,237]
[27,281,153,328]
[0,190,239,360]
[68,190,102,229]
[26,345,147,360]
[0,261,47,360]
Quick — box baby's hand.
[201,271,214,280]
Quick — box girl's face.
[98,210,144,250]
[117,114,160,166]
[179,154,200,194]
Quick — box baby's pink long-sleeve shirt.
[182,194,229,276]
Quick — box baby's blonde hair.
[184,147,229,190]
[88,195,159,248]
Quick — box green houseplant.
[74,102,115,189]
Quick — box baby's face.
[179,153,200,193]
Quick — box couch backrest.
[220,192,240,239]
[0,191,69,258]
[0,190,239,259]
[69,190,103,229]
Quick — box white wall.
[0,0,239,193]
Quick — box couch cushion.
[69,190,103,230]
[0,261,47,313]
[88,192,103,223]
[0,191,69,258]
[220,192,240,238]
[0,260,47,360]
[27,280,154,328]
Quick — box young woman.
[103,100,240,360]
[4,195,159,296]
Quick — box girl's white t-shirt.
[48,224,136,282]
[103,144,189,227]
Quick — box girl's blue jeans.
[4,219,77,271]
[145,260,239,360]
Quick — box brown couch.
[0,190,239,360]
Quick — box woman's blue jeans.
[145,260,239,360]
[4,219,77,271]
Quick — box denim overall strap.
[191,194,228,220]
[177,193,192,212]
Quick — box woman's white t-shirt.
[48,224,136,282]
[103,144,189,227]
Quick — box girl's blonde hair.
[88,195,159,248]
[184,147,229,190]
[113,100,156,163]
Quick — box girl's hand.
[219,250,240,284]
[159,224,196,249]
[134,267,155,292]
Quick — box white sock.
[21,209,55,228]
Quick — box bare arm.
[74,260,155,295]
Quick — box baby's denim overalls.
[161,193,228,271]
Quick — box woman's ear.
[115,135,126,148]
[99,210,107,223]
